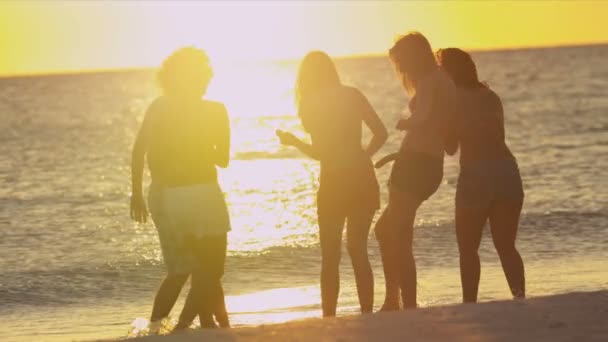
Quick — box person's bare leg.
[173,237,216,331]
[389,189,421,310]
[319,213,346,317]
[213,283,230,328]
[374,209,401,311]
[175,240,229,329]
[489,199,525,299]
[174,283,216,330]
[346,210,375,314]
[150,273,189,323]
[455,205,488,303]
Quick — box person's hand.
[276,130,298,146]
[396,118,409,131]
[130,191,148,223]
[374,152,398,169]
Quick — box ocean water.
[1,44,607,341]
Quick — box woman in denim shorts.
[438,48,526,303]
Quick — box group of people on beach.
[130,31,525,333]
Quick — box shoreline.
[112,290,608,342]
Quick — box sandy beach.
[118,290,607,342]
[2,1,608,341]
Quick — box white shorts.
[162,182,231,239]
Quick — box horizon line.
[1,41,606,79]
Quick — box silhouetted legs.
[391,189,422,309]
[318,209,375,317]
[489,199,525,299]
[149,203,190,326]
[456,198,525,303]
[346,210,375,314]
[376,188,422,310]
[375,210,400,311]
[212,286,230,327]
[455,206,486,303]
[174,234,228,330]
[150,273,189,322]
[319,213,346,317]
[173,281,229,329]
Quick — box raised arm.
[359,91,388,158]
[214,104,231,168]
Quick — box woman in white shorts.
[130,47,231,331]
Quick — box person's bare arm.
[489,93,506,143]
[276,130,320,160]
[444,131,459,156]
[359,91,388,158]
[443,94,461,156]
[214,104,231,168]
[374,152,398,168]
[396,80,436,131]
[131,129,146,197]
[278,98,321,160]
[130,102,156,223]
[396,116,423,131]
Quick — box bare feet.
[215,313,230,328]
[378,302,401,312]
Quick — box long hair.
[158,47,213,98]
[295,51,341,106]
[436,48,485,89]
[389,32,437,95]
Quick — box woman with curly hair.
[130,47,231,332]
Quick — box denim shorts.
[389,150,444,201]
[456,158,524,209]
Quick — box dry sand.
[119,290,607,342]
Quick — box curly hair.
[157,47,213,97]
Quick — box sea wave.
[2,210,605,312]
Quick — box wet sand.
[118,290,608,342]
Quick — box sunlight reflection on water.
[1,46,607,342]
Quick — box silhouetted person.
[438,48,525,303]
[130,47,230,332]
[277,51,387,317]
[374,32,457,310]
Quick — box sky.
[1,0,607,76]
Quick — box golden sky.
[1,0,606,76]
